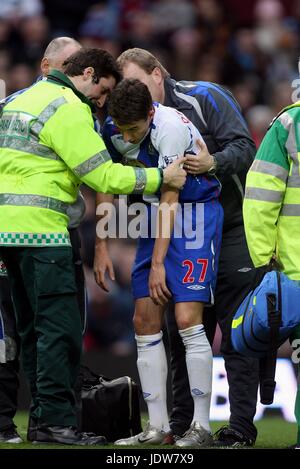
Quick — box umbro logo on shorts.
[186,285,206,290]
[238,267,253,273]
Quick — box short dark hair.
[63,47,121,84]
[108,78,153,125]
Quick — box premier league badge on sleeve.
[162,155,177,167]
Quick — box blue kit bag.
[231,270,300,358]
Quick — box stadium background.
[1,0,299,424]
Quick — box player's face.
[116,114,152,145]
[121,62,162,102]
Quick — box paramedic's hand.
[184,139,214,174]
[163,157,187,189]
[149,262,172,306]
[94,241,115,292]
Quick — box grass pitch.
[0,412,297,449]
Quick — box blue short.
[132,200,223,304]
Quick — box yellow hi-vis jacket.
[243,103,300,280]
[0,70,161,247]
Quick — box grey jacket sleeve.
[199,86,256,176]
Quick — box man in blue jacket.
[115,47,258,447]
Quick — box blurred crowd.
[1,0,299,354]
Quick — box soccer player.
[116,49,258,447]
[96,79,223,447]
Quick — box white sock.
[136,331,170,432]
[179,324,212,432]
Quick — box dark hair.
[108,78,153,125]
[63,47,121,84]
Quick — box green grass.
[0,412,297,449]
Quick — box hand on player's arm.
[94,192,115,292]
[149,187,179,306]
[162,156,187,189]
[184,139,214,174]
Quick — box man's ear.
[40,57,49,77]
[149,107,155,119]
[83,66,94,81]
[152,66,163,84]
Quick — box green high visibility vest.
[243,102,300,280]
[0,70,161,247]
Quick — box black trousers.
[0,228,85,430]
[166,225,259,440]
[0,275,19,431]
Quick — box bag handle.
[259,270,282,404]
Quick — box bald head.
[41,37,82,76]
